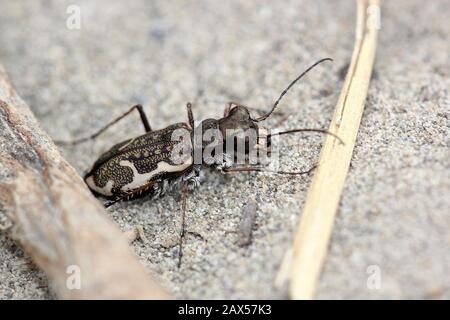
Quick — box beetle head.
[194,58,340,167]
[218,104,258,137]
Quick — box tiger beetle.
[58,58,342,267]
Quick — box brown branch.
[0,64,170,299]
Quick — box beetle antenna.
[253,58,333,122]
[267,128,344,145]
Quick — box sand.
[0,0,448,299]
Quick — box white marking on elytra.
[85,176,114,196]
[119,158,193,192]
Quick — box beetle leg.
[104,198,121,208]
[103,183,155,208]
[135,104,152,132]
[56,104,152,146]
[103,193,131,208]
[177,183,189,268]
[222,164,317,176]
[186,102,195,129]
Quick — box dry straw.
[289,0,380,299]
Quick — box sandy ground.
[0,0,448,299]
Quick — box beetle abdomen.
[84,122,193,197]
[85,155,193,197]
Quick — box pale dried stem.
[288,0,380,299]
